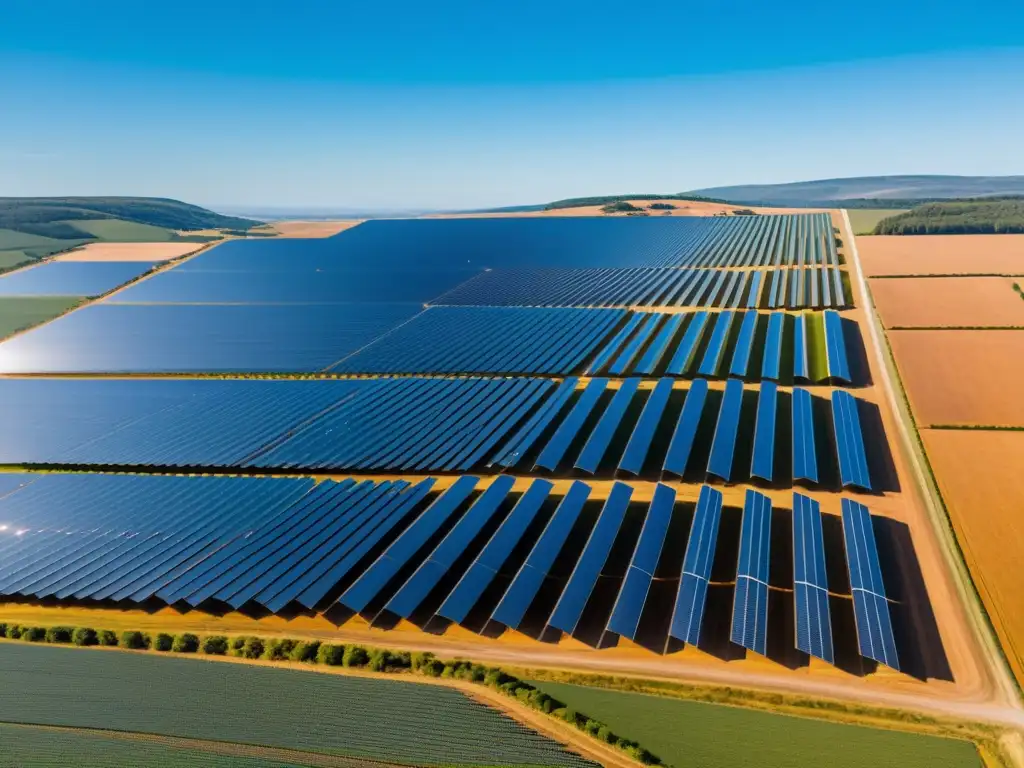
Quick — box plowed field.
[859,235,1024,277]
[889,330,1024,427]
[871,277,1024,328]
[57,242,204,262]
[920,429,1024,687]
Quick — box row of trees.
[0,621,660,765]
[874,199,1024,234]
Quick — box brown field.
[56,242,204,262]
[920,429,1024,687]
[858,235,1024,277]
[268,220,363,238]
[888,330,1024,427]
[870,277,1024,328]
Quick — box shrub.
[421,659,445,677]
[98,630,118,647]
[72,628,98,647]
[342,645,369,667]
[563,708,579,726]
[153,633,174,652]
[288,641,321,663]
[242,637,265,659]
[484,668,506,687]
[584,719,601,737]
[229,636,248,656]
[368,649,391,672]
[45,626,74,644]
[202,635,229,655]
[22,627,45,642]
[410,651,434,671]
[119,631,150,650]
[390,650,411,669]
[172,633,199,653]
[264,638,298,661]
[7,624,23,640]
[317,643,345,666]
[0,622,7,638]
[597,725,615,744]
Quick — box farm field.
[887,330,1024,426]
[921,429,1024,687]
[526,681,981,768]
[0,250,31,272]
[847,209,909,235]
[858,235,1024,277]
[269,220,363,237]
[0,643,595,768]
[55,241,205,261]
[870,277,1024,328]
[64,218,183,242]
[0,295,82,339]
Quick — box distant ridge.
[686,175,1024,204]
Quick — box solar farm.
[0,212,998,708]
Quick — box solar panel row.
[0,261,159,298]
[731,490,772,655]
[331,306,624,375]
[765,267,846,310]
[832,390,873,490]
[792,493,835,663]
[433,267,850,309]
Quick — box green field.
[65,218,177,242]
[0,724,312,768]
[0,228,62,251]
[528,682,980,768]
[0,251,32,273]
[846,209,909,235]
[0,644,595,768]
[0,296,83,339]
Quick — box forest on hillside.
[873,198,1024,234]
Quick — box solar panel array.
[0,261,159,298]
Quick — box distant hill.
[0,197,262,272]
[686,175,1024,205]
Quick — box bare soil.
[268,221,363,238]
[56,242,205,262]
[858,236,1024,277]
[870,277,1024,328]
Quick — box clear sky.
[2,0,1023,210]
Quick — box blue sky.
[1,1,1023,210]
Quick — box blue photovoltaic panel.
[728,311,758,378]
[668,485,722,645]
[823,310,852,383]
[534,379,608,472]
[490,481,591,629]
[749,381,778,481]
[383,476,516,619]
[606,483,675,639]
[832,391,872,490]
[793,314,809,380]
[792,388,819,484]
[618,378,673,475]
[730,490,772,655]
[574,379,640,474]
[665,311,708,375]
[0,261,158,297]
[746,271,764,309]
[761,312,784,381]
[792,492,834,663]
[609,314,663,375]
[547,482,632,635]
[697,311,734,377]
[634,314,683,375]
[437,479,553,624]
[707,378,743,481]
[336,476,479,613]
[491,378,578,468]
[842,498,900,669]
[662,380,708,477]
[587,314,644,374]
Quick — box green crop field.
[0,228,62,251]
[0,644,596,768]
[847,209,908,235]
[66,218,177,242]
[0,723,312,768]
[529,682,980,768]
[0,296,83,339]
[0,251,32,273]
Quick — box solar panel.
[491,377,578,468]
[792,388,819,484]
[665,311,708,375]
[728,311,758,377]
[792,314,810,380]
[697,311,734,377]
[746,271,764,309]
[383,476,516,619]
[750,381,778,481]
[336,476,479,613]
[761,312,784,381]
[634,314,684,375]
[618,378,673,475]
[606,483,675,640]
[730,490,771,655]
[490,481,591,629]
[587,314,645,374]
[534,379,608,471]
[662,380,708,477]
[832,390,872,490]
[668,485,722,645]
[574,379,640,474]
[707,378,743,481]
[792,493,834,663]
[841,498,900,669]
[547,482,633,635]
[0,261,158,298]
[609,314,663,375]
[823,310,852,383]
[436,479,553,624]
